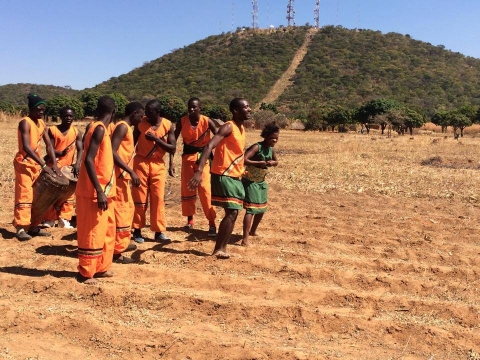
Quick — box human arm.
[84,126,108,210]
[144,122,176,154]
[43,130,61,175]
[208,118,218,135]
[73,129,83,177]
[244,144,267,169]
[111,124,140,187]
[18,120,55,176]
[188,122,232,190]
[266,149,278,167]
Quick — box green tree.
[202,104,230,121]
[447,111,471,137]
[431,110,450,133]
[46,94,84,121]
[79,91,101,117]
[386,107,424,135]
[259,102,279,114]
[0,100,15,114]
[158,95,187,123]
[109,92,128,118]
[305,106,327,131]
[325,106,353,132]
[356,98,402,134]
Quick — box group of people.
[13,94,279,284]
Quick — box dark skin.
[133,104,176,154]
[188,99,252,258]
[84,110,115,211]
[19,104,59,177]
[169,99,217,177]
[111,109,144,187]
[48,109,83,177]
[242,132,279,246]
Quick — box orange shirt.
[135,118,172,161]
[111,120,135,180]
[49,125,78,167]
[76,121,116,199]
[210,120,245,178]
[15,116,46,163]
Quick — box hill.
[0,83,78,107]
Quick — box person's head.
[27,93,46,120]
[96,95,116,118]
[145,99,162,122]
[125,102,144,126]
[229,98,251,121]
[261,121,280,147]
[187,97,201,119]
[60,107,75,125]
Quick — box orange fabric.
[44,125,78,221]
[135,118,171,160]
[132,156,166,232]
[15,116,46,163]
[179,115,215,221]
[76,196,115,278]
[210,120,245,178]
[112,121,135,181]
[113,177,133,254]
[13,117,45,228]
[76,122,116,199]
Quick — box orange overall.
[76,122,116,279]
[111,121,135,254]
[132,118,171,232]
[43,125,78,221]
[13,117,46,228]
[179,115,216,223]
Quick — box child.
[241,122,279,246]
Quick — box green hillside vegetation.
[280,26,480,113]
[93,27,309,106]
[0,83,78,107]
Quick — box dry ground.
[0,118,479,360]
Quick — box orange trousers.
[43,194,75,221]
[76,196,115,278]
[181,156,216,223]
[13,158,41,228]
[132,156,166,232]
[113,177,133,254]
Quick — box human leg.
[213,208,239,258]
[132,157,149,233]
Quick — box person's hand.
[97,191,108,210]
[52,164,62,176]
[266,160,274,167]
[168,167,175,177]
[72,164,80,178]
[145,131,158,142]
[131,172,140,187]
[257,161,267,169]
[188,171,202,191]
[43,166,56,178]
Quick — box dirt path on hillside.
[255,28,318,109]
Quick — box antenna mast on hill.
[252,0,259,29]
[314,0,320,28]
[286,0,295,26]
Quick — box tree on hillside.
[46,95,84,121]
[386,107,424,135]
[203,104,229,121]
[356,99,402,134]
[259,102,279,114]
[109,93,128,118]
[431,110,450,133]
[158,96,187,123]
[79,91,101,117]
[0,100,15,114]
[325,106,353,132]
[305,106,327,131]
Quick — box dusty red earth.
[1,125,480,359]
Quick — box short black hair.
[229,98,246,113]
[146,99,162,113]
[97,95,116,116]
[188,97,201,106]
[60,107,75,118]
[125,102,144,117]
[261,121,280,138]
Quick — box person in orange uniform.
[13,94,59,241]
[189,98,250,259]
[110,102,144,263]
[42,107,83,229]
[75,96,116,284]
[170,97,217,236]
[132,99,176,243]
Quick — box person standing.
[42,107,83,229]
[131,99,176,243]
[242,122,279,246]
[170,97,217,236]
[110,102,144,263]
[13,93,59,241]
[188,98,250,259]
[75,96,116,284]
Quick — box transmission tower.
[314,0,320,28]
[286,0,295,26]
[252,0,259,29]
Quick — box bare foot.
[241,240,252,247]
[76,274,98,285]
[95,271,114,278]
[249,231,258,236]
[212,250,230,259]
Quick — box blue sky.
[1,0,479,90]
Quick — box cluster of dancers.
[13,94,279,284]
